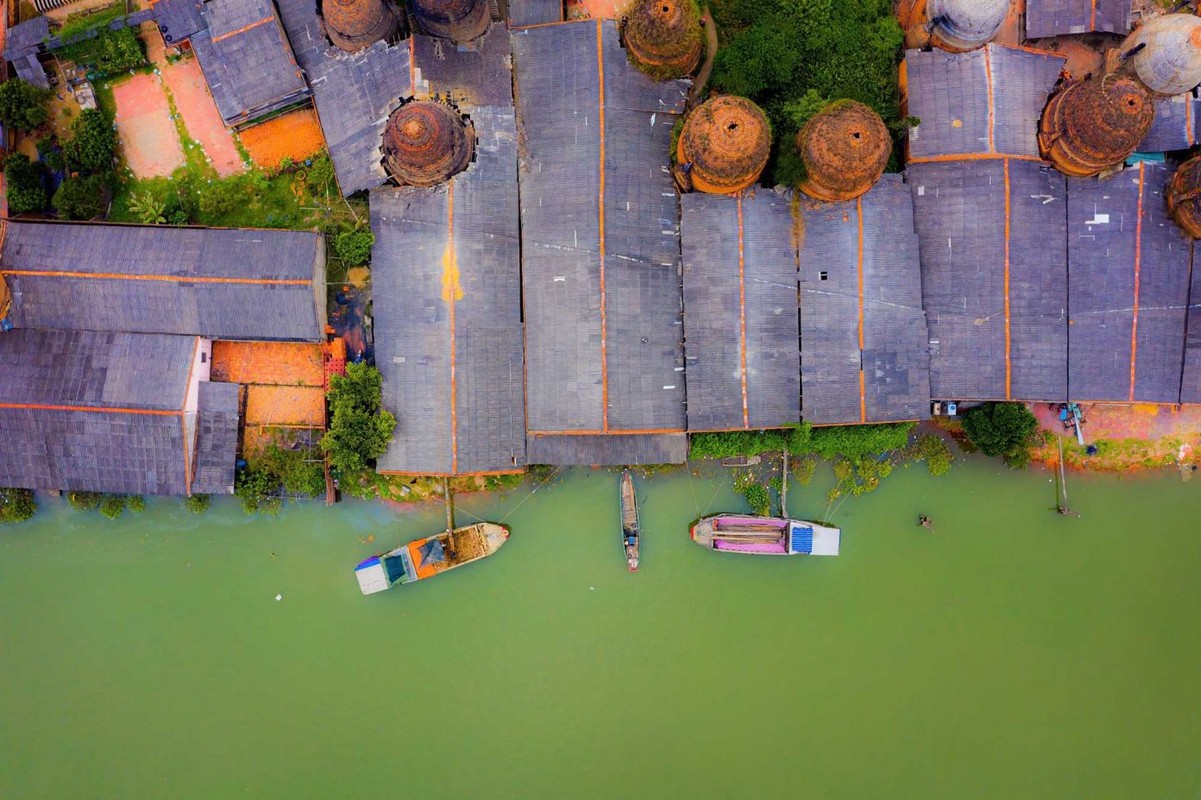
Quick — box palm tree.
[128,191,166,225]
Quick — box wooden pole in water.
[444,477,455,531]
[1056,436,1079,517]
[781,451,789,518]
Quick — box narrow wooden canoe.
[620,469,640,572]
[354,522,510,594]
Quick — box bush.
[742,482,771,515]
[808,423,914,461]
[321,363,397,473]
[184,494,211,514]
[59,27,144,77]
[961,403,1040,468]
[99,494,128,519]
[914,434,953,476]
[53,173,113,220]
[256,444,325,497]
[0,79,52,132]
[333,229,375,267]
[5,154,48,215]
[64,109,117,173]
[0,488,37,524]
[127,495,146,513]
[128,190,167,224]
[689,424,812,459]
[68,491,104,511]
[306,153,336,195]
[235,467,282,515]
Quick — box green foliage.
[0,79,53,132]
[57,4,127,39]
[235,467,283,515]
[961,403,1040,468]
[53,173,114,220]
[60,27,145,77]
[185,494,212,514]
[306,153,337,195]
[689,424,813,459]
[742,482,772,515]
[127,495,146,513]
[128,190,167,224]
[791,455,816,486]
[710,0,903,185]
[64,109,117,173]
[99,494,129,519]
[0,488,37,524]
[68,491,104,511]
[5,154,48,215]
[827,455,892,502]
[914,434,953,476]
[321,364,396,473]
[807,422,914,460]
[256,444,325,498]
[333,229,375,267]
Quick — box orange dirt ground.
[111,72,185,178]
[1032,402,1201,471]
[240,108,327,169]
[244,385,326,427]
[210,341,324,386]
[160,54,246,177]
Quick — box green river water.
[2,457,1199,799]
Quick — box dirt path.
[689,11,718,109]
[111,72,185,177]
[160,57,246,177]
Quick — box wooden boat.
[620,469,640,572]
[690,514,839,556]
[354,522,510,595]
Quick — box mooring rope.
[499,467,560,524]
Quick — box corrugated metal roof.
[154,0,207,43]
[1,221,324,342]
[1182,249,1201,404]
[911,159,1069,402]
[526,432,688,465]
[1025,0,1131,38]
[1068,164,1192,403]
[0,330,197,495]
[799,175,930,423]
[191,382,239,495]
[2,17,49,58]
[411,26,513,107]
[905,45,1064,161]
[1137,93,1199,153]
[371,106,526,475]
[513,20,688,454]
[680,190,800,431]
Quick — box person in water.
[918,515,932,529]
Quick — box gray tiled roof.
[526,433,687,466]
[1067,164,1191,403]
[905,45,1064,161]
[189,0,310,126]
[681,190,800,431]
[371,107,526,475]
[0,330,197,495]
[1025,0,1131,38]
[910,159,1070,402]
[799,176,930,424]
[411,26,514,106]
[1182,249,1201,404]
[154,0,207,43]
[2,16,49,59]
[2,221,324,342]
[191,382,239,495]
[513,20,688,455]
[1137,93,1198,153]
[509,0,563,28]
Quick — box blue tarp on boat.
[790,525,814,555]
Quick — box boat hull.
[355,522,510,594]
[620,470,640,571]
[690,514,839,556]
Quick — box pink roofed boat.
[690,514,840,556]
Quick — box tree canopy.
[321,363,397,473]
[961,403,1040,467]
[53,173,113,220]
[64,109,117,174]
[4,154,48,215]
[0,79,52,132]
[0,488,37,524]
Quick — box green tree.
[961,402,1040,468]
[0,488,37,524]
[67,491,104,511]
[64,109,117,174]
[53,173,113,220]
[321,363,397,473]
[333,229,375,266]
[256,444,325,497]
[0,79,52,132]
[59,27,144,77]
[235,467,282,515]
[4,154,48,215]
[128,190,167,224]
[99,494,129,519]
